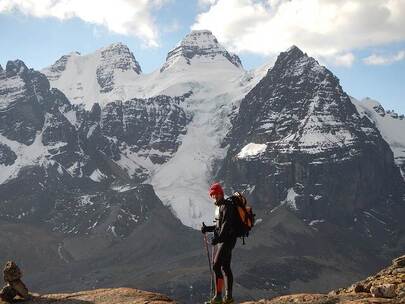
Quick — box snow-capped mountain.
[218,45,404,231]
[42,43,142,107]
[352,97,405,179]
[41,30,256,227]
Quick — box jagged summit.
[271,45,324,79]
[286,44,304,53]
[5,59,29,76]
[160,29,243,72]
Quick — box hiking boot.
[223,296,234,304]
[208,295,223,304]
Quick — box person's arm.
[201,222,215,233]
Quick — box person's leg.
[221,240,236,303]
[212,244,225,301]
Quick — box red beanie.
[209,183,224,197]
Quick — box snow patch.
[237,143,267,159]
[89,169,107,182]
[281,188,298,210]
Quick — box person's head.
[209,183,224,203]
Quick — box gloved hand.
[211,236,220,246]
[201,222,208,234]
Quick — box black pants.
[213,238,236,297]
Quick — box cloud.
[192,0,405,65]
[330,52,355,67]
[363,50,405,65]
[0,0,169,47]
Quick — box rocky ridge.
[1,255,403,304]
[242,255,405,304]
[0,288,174,304]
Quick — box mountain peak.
[278,45,306,63]
[0,64,3,72]
[101,42,131,53]
[6,59,28,77]
[269,45,326,80]
[160,29,243,72]
[179,29,219,47]
[98,42,142,75]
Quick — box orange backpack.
[231,192,255,243]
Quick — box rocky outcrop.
[0,288,174,304]
[242,255,405,303]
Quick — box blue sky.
[0,0,404,113]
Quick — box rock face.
[0,60,47,145]
[101,96,190,166]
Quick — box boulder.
[370,284,396,298]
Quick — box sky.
[0,0,404,113]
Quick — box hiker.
[201,183,238,304]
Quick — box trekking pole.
[203,233,214,299]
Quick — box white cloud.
[198,0,218,7]
[0,0,169,47]
[331,52,355,67]
[363,50,405,65]
[192,0,405,65]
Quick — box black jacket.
[206,197,238,243]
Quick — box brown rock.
[3,261,22,282]
[354,283,368,293]
[0,285,17,302]
[370,284,396,298]
[9,279,29,298]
